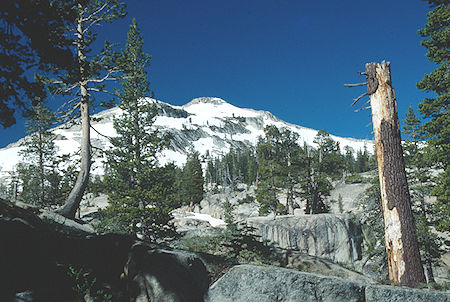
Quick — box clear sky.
[0,0,435,148]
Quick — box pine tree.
[402,106,442,283]
[0,0,76,127]
[303,130,342,214]
[343,146,356,174]
[101,19,175,241]
[278,128,302,214]
[255,126,284,215]
[18,99,58,205]
[51,0,126,218]
[417,1,449,233]
[179,150,204,207]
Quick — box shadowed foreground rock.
[0,198,209,301]
[206,264,450,302]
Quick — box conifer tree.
[18,98,58,205]
[278,128,302,214]
[101,19,175,241]
[51,0,126,218]
[179,150,204,207]
[402,106,442,283]
[255,126,284,215]
[343,146,356,174]
[1,0,76,127]
[302,130,341,214]
[417,1,449,233]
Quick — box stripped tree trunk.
[367,61,425,287]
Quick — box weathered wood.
[367,62,425,287]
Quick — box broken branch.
[354,106,371,112]
[351,92,369,106]
[344,83,367,87]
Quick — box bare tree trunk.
[286,152,294,215]
[57,10,91,218]
[367,61,425,287]
[38,112,45,205]
[420,195,436,283]
[57,91,91,218]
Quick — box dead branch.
[351,92,369,106]
[354,106,371,112]
[344,83,367,87]
[90,125,110,139]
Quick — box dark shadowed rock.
[0,198,210,301]
[126,244,209,302]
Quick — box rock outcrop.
[247,214,362,263]
[207,264,450,302]
[206,264,366,302]
[0,198,209,301]
[125,245,210,302]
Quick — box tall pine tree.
[51,0,126,218]
[101,19,175,241]
[302,130,342,214]
[402,106,443,283]
[0,0,76,127]
[255,126,284,215]
[18,97,58,205]
[179,150,204,208]
[417,1,449,233]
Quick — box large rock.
[277,249,374,283]
[206,264,366,302]
[207,264,450,302]
[326,181,370,214]
[247,214,362,263]
[125,244,210,302]
[0,198,210,301]
[365,284,450,302]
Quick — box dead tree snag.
[346,61,426,287]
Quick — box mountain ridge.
[0,97,374,177]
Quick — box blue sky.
[0,0,435,147]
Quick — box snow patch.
[185,212,226,227]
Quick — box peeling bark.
[367,62,425,287]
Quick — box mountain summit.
[0,97,373,177]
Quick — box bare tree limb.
[88,87,119,99]
[56,96,81,113]
[80,2,108,23]
[86,72,116,84]
[354,106,371,112]
[90,125,110,139]
[351,92,369,106]
[344,83,367,87]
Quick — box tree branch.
[351,92,369,106]
[90,125,111,139]
[344,83,367,87]
[354,106,371,113]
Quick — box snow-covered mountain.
[0,97,373,177]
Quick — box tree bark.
[38,108,45,205]
[56,8,91,218]
[367,62,426,287]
